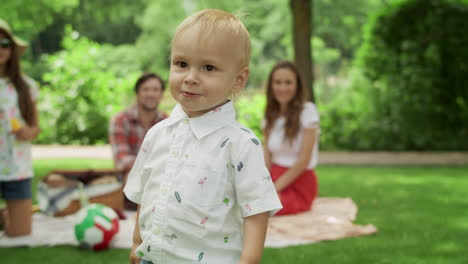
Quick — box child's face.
[0,32,12,66]
[169,26,248,118]
[271,68,297,107]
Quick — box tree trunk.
[290,0,314,102]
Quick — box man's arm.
[239,212,269,264]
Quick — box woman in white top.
[263,61,320,215]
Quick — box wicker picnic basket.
[37,169,125,217]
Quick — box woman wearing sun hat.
[0,18,40,237]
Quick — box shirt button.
[183,119,189,124]
[161,187,168,195]
[153,227,161,235]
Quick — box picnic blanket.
[0,197,377,248]
[266,197,377,247]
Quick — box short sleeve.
[24,75,39,101]
[123,128,155,204]
[301,102,319,129]
[234,136,282,217]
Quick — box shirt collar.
[163,101,237,140]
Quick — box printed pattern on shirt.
[124,101,282,264]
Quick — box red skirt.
[271,164,318,216]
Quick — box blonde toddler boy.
[125,9,282,264]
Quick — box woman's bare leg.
[5,199,32,237]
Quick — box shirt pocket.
[180,153,226,207]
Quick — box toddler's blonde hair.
[172,9,251,68]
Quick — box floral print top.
[0,76,38,181]
[124,101,282,264]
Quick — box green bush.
[315,69,375,150]
[236,92,266,140]
[36,27,140,144]
[356,0,468,150]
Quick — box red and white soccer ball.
[74,203,119,250]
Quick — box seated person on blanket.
[262,61,320,216]
[109,73,168,210]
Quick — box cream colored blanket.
[266,197,378,247]
[0,197,376,248]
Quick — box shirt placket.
[150,118,189,263]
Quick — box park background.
[2,0,467,150]
[1,0,468,263]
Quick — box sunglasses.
[0,38,13,49]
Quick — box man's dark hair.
[134,72,165,93]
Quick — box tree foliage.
[12,0,464,151]
[0,0,78,40]
[356,0,468,150]
[70,0,144,45]
[37,27,139,144]
[313,0,387,60]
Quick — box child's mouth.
[182,91,200,98]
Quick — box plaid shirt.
[109,104,168,173]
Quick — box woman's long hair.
[1,29,34,125]
[264,61,307,144]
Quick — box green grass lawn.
[2,159,468,264]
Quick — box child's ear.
[233,67,249,93]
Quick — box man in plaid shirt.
[109,73,168,210]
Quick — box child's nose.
[184,70,199,85]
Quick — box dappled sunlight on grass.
[433,241,463,253]
[393,175,427,185]
[448,216,468,231]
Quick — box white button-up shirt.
[124,101,282,264]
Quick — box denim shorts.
[140,260,154,264]
[0,178,32,200]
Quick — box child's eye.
[176,61,187,68]
[204,65,215,71]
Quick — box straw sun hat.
[0,18,28,56]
